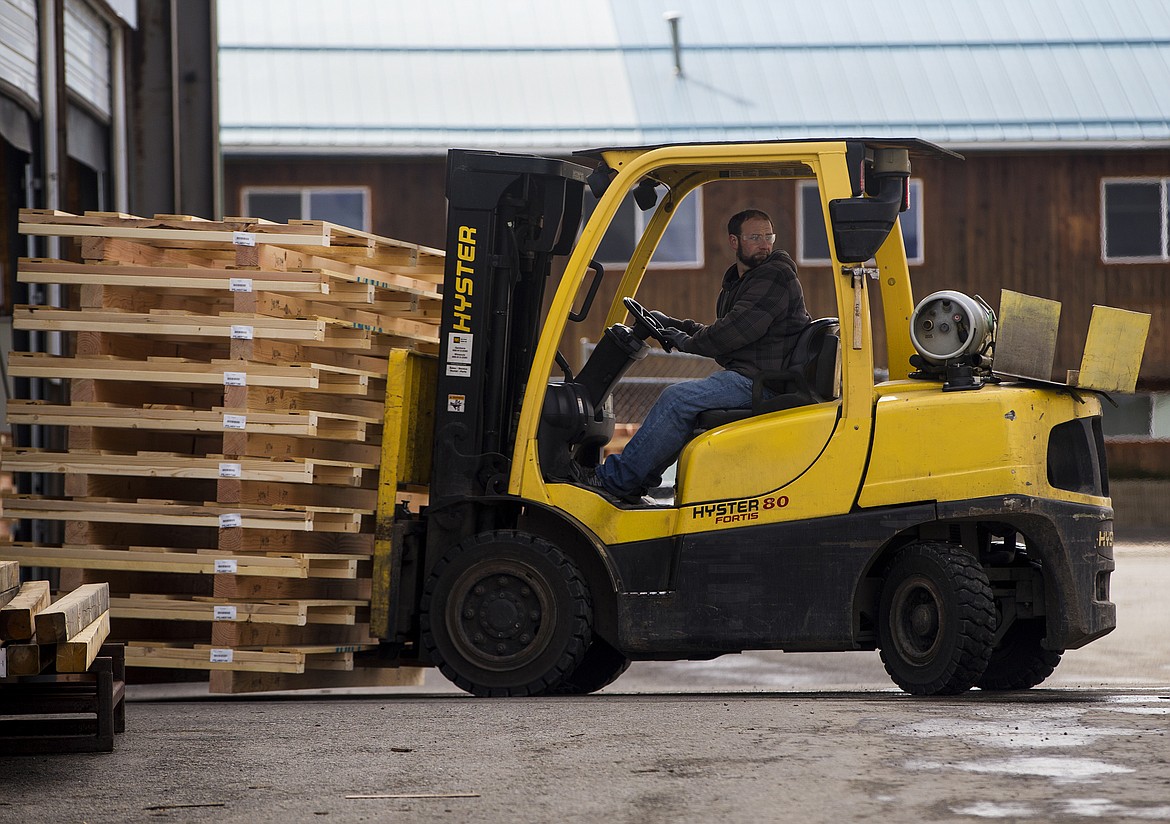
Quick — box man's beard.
[737,248,770,268]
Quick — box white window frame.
[797,179,924,266]
[589,185,705,270]
[1100,177,1170,264]
[240,186,371,232]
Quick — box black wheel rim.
[446,559,556,672]
[890,573,946,665]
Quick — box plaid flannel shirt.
[680,250,812,379]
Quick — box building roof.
[217,0,1170,155]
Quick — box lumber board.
[0,543,363,579]
[5,641,55,676]
[215,575,372,601]
[110,595,362,626]
[20,220,333,248]
[19,259,334,293]
[5,449,371,486]
[0,560,18,592]
[56,611,111,672]
[35,583,111,643]
[208,664,424,694]
[14,306,330,342]
[0,580,53,641]
[124,641,376,673]
[6,401,372,439]
[125,642,305,673]
[212,621,378,648]
[4,496,366,532]
[7,353,325,389]
[0,585,19,610]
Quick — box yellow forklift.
[371,139,1143,696]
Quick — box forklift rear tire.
[877,542,995,696]
[420,530,592,697]
[976,618,1063,691]
[547,637,631,695]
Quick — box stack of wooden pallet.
[1,210,440,692]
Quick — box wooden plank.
[109,596,362,626]
[19,220,333,248]
[208,664,424,694]
[8,353,323,389]
[35,583,111,643]
[4,449,372,485]
[3,496,366,533]
[0,560,18,592]
[19,259,334,294]
[14,306,329,341]
[0,543,361,579]
[124,643,305,673]
[5,641,55,676]
[0,580,53,641]
[211,621,378,648]
[56,611,112,672]
[6,401,372,439]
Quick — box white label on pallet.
[214,559,238,573]
[213,606,238,621]
[230,325,254,340]
[232,232,256,247]
[219,462,242,478]
[210,648,235,663]
[229,277,254,292]
[223,371,247,387]
[218,513,243,529]
[223,414,247,430]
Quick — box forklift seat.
[694,317,841,431]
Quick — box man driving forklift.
[577,208,813,504]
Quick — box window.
[1102,392,1170,440]
[798,179,924,265]
[1102,178,1169,263]
[584,185,703,268]
[241,187,370,231]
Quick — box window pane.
[1105,182,1163,259]
[800,183,831,262]
[245,192,301,224]
[594,195,637,264]
[309,190,366,230]
[1101,393,1152,437]
[653,189,700,265]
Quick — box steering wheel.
[622,296,673,349]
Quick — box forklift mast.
[430,150,589,509]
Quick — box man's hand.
[650,310,699,335]
[659,327,691,353]
[649,309,680,329]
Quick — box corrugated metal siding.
[218,0,1170,153]
[0,0,40,113]
[64,0,110,121]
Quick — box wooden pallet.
[5,210,441,693]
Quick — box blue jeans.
[596,370,755,497]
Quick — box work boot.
[572,464,643,505]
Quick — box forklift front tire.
[877,542,996,696]
[420,530,593,697]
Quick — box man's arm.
[682,272,792,358]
